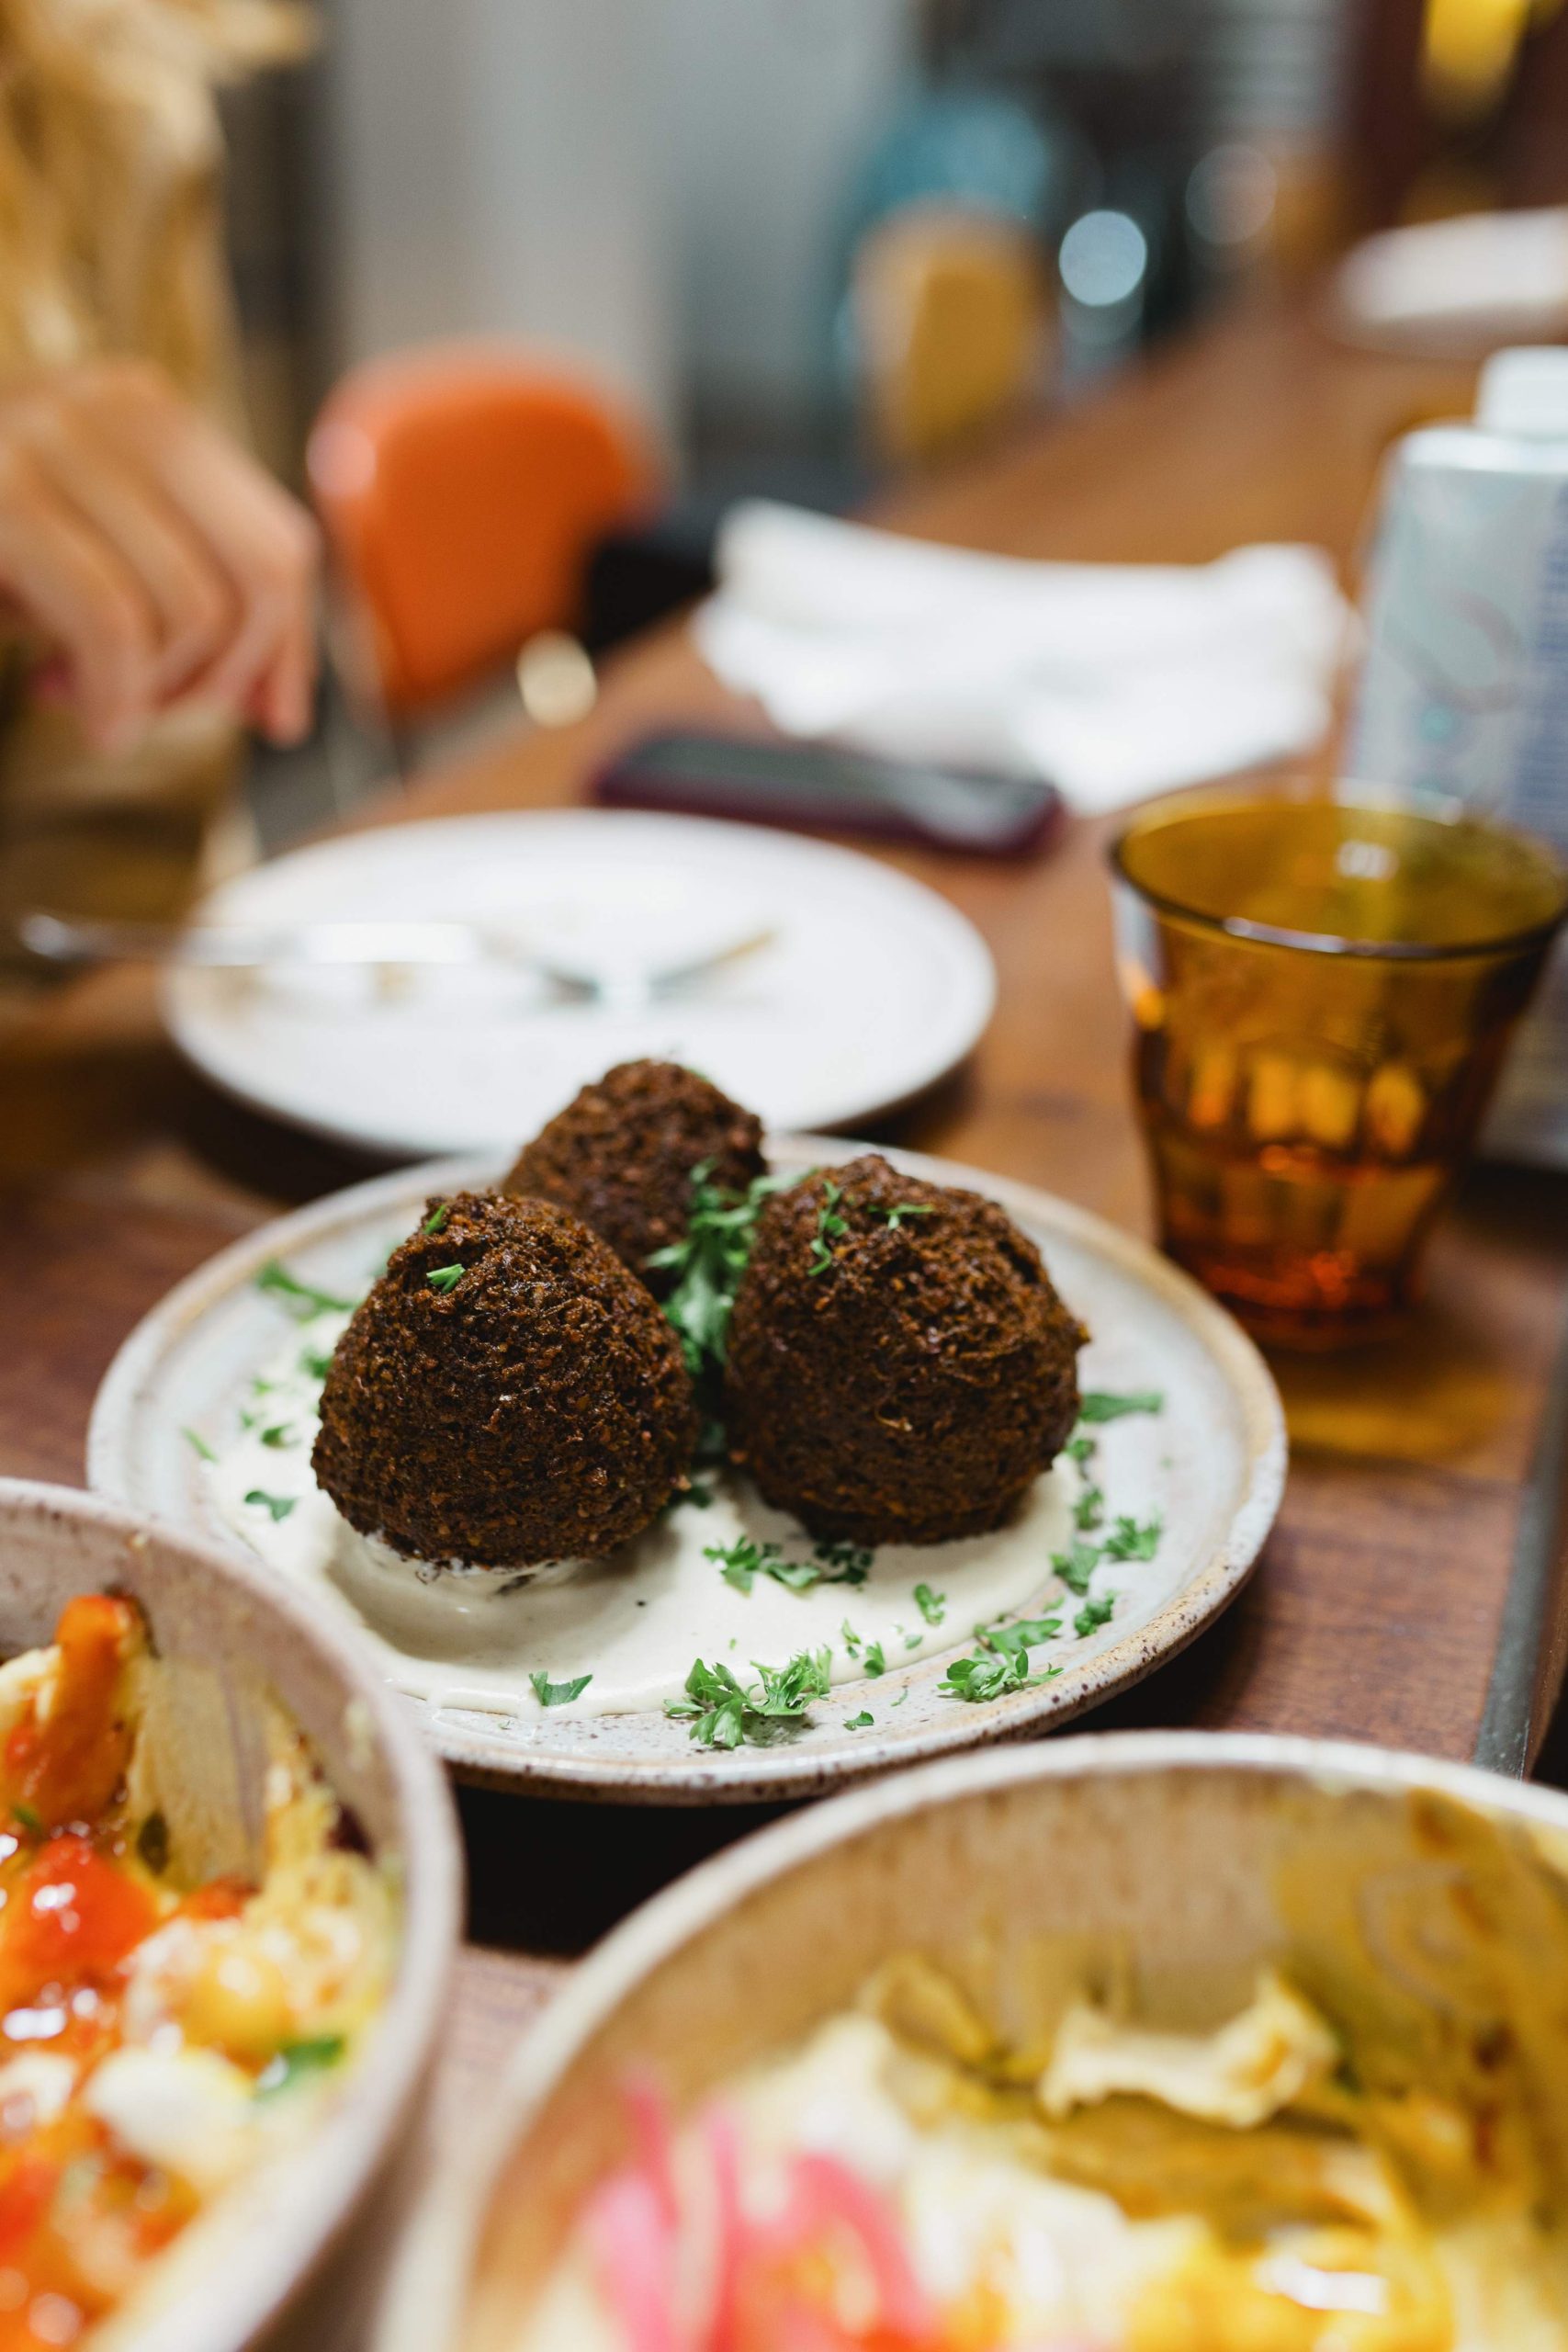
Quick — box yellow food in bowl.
[516,1804,1568,2351]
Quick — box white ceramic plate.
[88,1141,1285,1804]
[163,811,996,1158]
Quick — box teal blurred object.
[845,88,1081,238]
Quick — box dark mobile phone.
[592,730,1064,857]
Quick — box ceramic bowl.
[378,1728,1568,2351]
[0,1479,462,2352]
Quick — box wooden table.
[3,299,1567,2133]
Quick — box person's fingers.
[0,444,159,745]
[20,412,238,697]
[89,369,320,742]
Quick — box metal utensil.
[15,910,777,1009]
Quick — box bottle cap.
[1476,345,1568,436]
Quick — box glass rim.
[1107,786,1568,966]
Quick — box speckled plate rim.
[86,1140,1287,1804]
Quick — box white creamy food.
[201,1303,1134,1728]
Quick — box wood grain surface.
[3,300,1567,2218]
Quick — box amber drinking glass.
[1109,789,1568,1347]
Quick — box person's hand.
[0,359,320,750]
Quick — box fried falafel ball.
[724,1155,1085,1546]
[502,1059,764,1298]
[311,1192,699,1569]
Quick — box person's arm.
[0,359,319,752]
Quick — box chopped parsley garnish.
[900,1626,923,1650]
[668,1649,831,1747]
[1077,1389,1165,1423]
[845,1711,874,1730]
[979,1611,1062,1663]
[1073,1485,1105,1532]
[259,1423,296,1449]
[299,1345,334,1382]
[940,1650,1057,1702]
[1102,1512,1163,1562]
[869,1202,935,1230]
[891,1687,908,1706]
[182,1426,217,1464]
[679,1481,714,1510]
[244,1489,296,1522]
[256,2036,346,2098]
[708,1535,867,1596]
[255,1261,352,1319]
[422,1203,450,1236]
[840,1620,863,1657]
[1064,1433,1097,1465]
[426,1265,465,1294]
[942,1610,1066,1703]
[1075,1591,1117,1637]
[1051,1541,1101,1597]
[814,1540,872,1584]
[529,1670,592,1708]
[649,1162,804,1378]
[862,1640,886,1677]
[807,1178,849,1276]
[912,1582,946,1625]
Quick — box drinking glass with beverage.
[1109,787,1568,1347]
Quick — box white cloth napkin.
[693,500,1351,810]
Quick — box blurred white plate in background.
[164,809,996,1158]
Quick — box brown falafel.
[502,1060,765,1298]
[724,1155,1085,1546]
[312,1191,698,1569]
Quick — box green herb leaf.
[980,1611,1062,1663]
[11,1804,41,1836]
[807,1177,850,1277]
[655,1163,806,1379]
[422,1203,450,1236]
[1074,1485,1105,1533]
[256,1261,352,1319]
[840,1620,863,1657]
[299,1345,333,1382]
[426,1265,465,1295]
[869,1202,935,1230]
[845,1711,874,1730]
[751,1647,832,1716]
[1077,1389,1164,1424]
[181,1426,217,1464]
[259,1424,296,1449]
[1102,1513,1162,1562]
[891,1687,909,1706]
[667,1649,829,1747]
[814,1540,872,1585]
[667,1657,750,1747]
[529,1670,592,1708]
[862,1640,886,1678]
[255,2035,346,2098]
[244,1488,296,1523]
[912,1582,946,1625]
[1064,1433,1097,1465]
[1075,1591,1117,1637]
[679,1481,714,1510]
[706,1536,771,1594]
[1051,1540,1101,1597]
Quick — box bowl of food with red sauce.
[0,1478,461,2352]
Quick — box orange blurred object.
[308,344,659,720]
